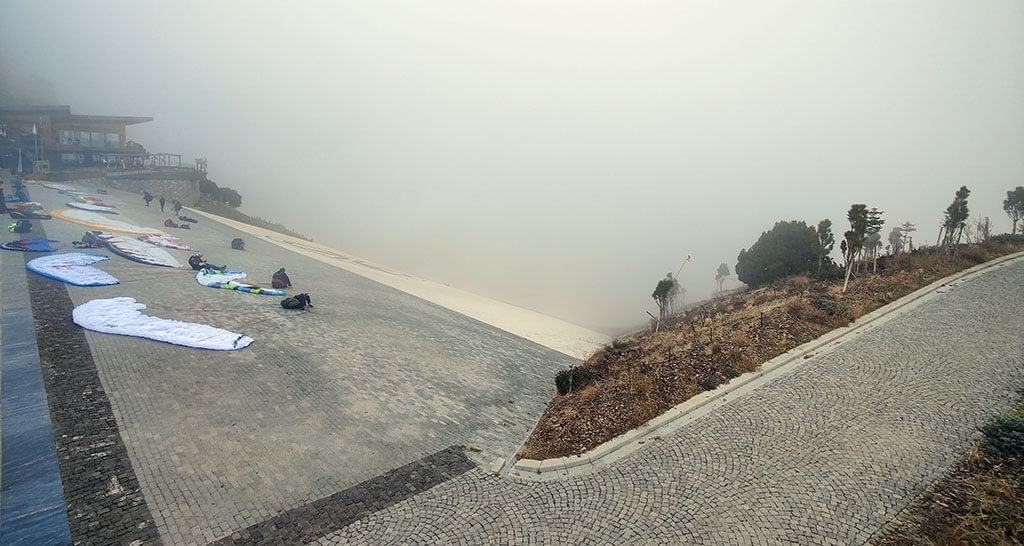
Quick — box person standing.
[159,196,166,211]
[173,200,182,215]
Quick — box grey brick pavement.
[27,184,575,544]
[314,257,1024,545]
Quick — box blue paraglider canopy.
[0,238,59,252]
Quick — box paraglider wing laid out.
[1,238,59,252]
[99,233,181,267]
[80,196,115,208]
[73,297,253,350]
[139,234,194,251]
[8,211,52,219]
[43,183,85,193]
[195,268,286,296]
[51,208,164,235]
[66,202,119,214]
[26,253,119,286]
[7,202,51,218]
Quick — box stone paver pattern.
[24,184,576,544]
[10,181,1024,544]
[315,257,1024,545]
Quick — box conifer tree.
[842,204,868,292]
[815,219,834,273]
[1004,186,1024,235]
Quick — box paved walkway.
[314,257,1024,545]
[4,184,578,544]
[1,181,1021,544]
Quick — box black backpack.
[281,293,312,309]
[9,219,32,233]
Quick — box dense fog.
[3,1,1022,331]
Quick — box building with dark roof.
[0,105,154,171]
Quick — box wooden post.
[646,311,663,333]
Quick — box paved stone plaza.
[315,257,1024,545]
[1,182,1022,544]
[4,184,576,544]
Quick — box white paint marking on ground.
[184,208,609,359]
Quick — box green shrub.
[698,377,720,391]
[816,260,844,281]
[980,416,1024,458]
[992,233,1024,244]
[810,298,837,314]
[555,367,595,395]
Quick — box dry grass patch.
[521,240,1024,460]
[873,401,1024,545]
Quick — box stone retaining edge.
[506,250,1024,480]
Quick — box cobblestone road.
[316,257,1024,545]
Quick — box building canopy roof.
[0,105,152,126]
[69,114,153,126]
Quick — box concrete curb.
[506,250,1024,480]
[180,207,609,359]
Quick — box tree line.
[199,177,243,208]
[653,185,1024,315]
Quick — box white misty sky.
[2,1,1022,329]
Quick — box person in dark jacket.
[271,268,292,289]
[159,196,166,211]
[143,191,153,206]
[188,254,226,271]
[75,230,104,248]
[280,293,312,310]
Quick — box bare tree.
[978,216,991,242]
[964,216,992,244]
